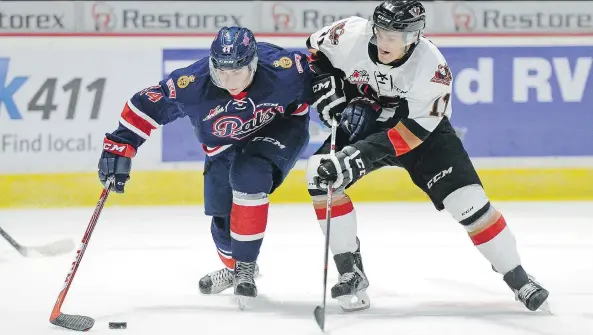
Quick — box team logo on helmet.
[177,75,196,88]
[242,35,251,46]
[273,56,293,69]
[409,6,422,17]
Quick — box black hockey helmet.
[373,0,426,33]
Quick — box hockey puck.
[109,322,127,329]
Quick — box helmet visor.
[373,26,419,48]
[209,56,258,93]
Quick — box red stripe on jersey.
[387,127,412,156]
[202,144,222,154]
[121,102,157,137]
[315,201,354,220]
[292,103,309,115]
[470,215,507,245]
[217,250,236,270]
[102,137,136,158]
[230,201,269,236]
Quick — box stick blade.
[29,239,75,257]
[50,313,95,331]
[313,305,325,331]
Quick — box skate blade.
[236,295,255,311]
[338,290,370,312]
[539,301,553,314]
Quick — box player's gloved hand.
[340,97,381,142]
[315,146,369,191]
[98,136,135,193]
[311,73,347,127]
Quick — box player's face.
[214,66,252,95]
[374,27,408,63]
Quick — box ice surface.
[1,202,592,335]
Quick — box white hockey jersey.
[308,16,453,157]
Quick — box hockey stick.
[314,119,338,332]
[0,226,74,257]
[49,178,113,331]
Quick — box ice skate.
[199,264,259,295]
[503,265,551,313]
[331,243,370,312]
[199,268,235,294]
[234,261,258,310]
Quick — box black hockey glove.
[340,97,381,142]
[315,146,370,191]
[311,73,347,128]
[98,135,135,193]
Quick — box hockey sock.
[210,217,235,270]
[217,247,235,271]
[467,207,521,275]
[313,194,359,255]
[230,193,269,262]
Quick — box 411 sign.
[0,58,106,120]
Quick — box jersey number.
[429,93,451,117]
[140,85,164,103]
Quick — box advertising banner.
[1,1,593,35]
[444,1,593,34]
[0,39,162,173]
[78,1,257,33]
[259,1,439,34]
[160,45,593,162]
[0,1,76,32]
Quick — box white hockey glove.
[311,74,347,128]
[315,146,369,191]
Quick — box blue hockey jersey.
[109,42,313,157]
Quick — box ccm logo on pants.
[427,166,453,189]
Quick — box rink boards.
[0,35,592,207]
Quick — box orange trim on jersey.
[387,122,423,156]
[469,213,507,245]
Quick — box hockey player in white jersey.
[306,0,550,313]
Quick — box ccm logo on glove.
[103,138,136,158]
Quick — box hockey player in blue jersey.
[97,27,313,303]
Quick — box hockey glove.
[340,97,381,142]
[98,136,135,193]
[315,146,369,191]
[311,73,347,128]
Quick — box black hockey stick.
[314,119,338,332]
[49,178,113,331]
[0,225,74,257]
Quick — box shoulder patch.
[273,56,293,69]
[328,21,346,45]
[166,78,177,99]
[177,75,196,88]
[430,64,452,86]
